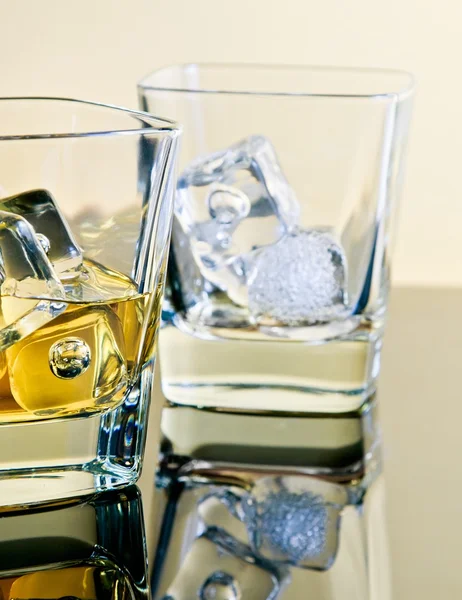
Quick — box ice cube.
[0,189,83,280]
[7,303,127,414]
[179,135,299,231]
[3,257,138,416]
[248,229,348,325]
[0,211,67,351]
[176,136,299,306]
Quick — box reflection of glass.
[151,395,387,598]
[139,65,414,413]
[0,486,148,599]
[0,98,180,507]
[151,441,389,600]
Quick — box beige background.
[0,0,459,287]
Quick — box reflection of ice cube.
[198,478,347,571]
[244,488,328,564]
[248,229,348,325]
[0,189,83,280]
[176,136,299,306]
[242,477,346,570]
[0,211,66,351]
[163,529,285,600]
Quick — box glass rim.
[0,96,182,141]
[138,62,415,100]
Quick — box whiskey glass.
[0,97,180,507]
[139,65,414,600]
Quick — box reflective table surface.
[140,286,462,599]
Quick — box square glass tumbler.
[0,97,180,507]
[138,64,414,414]
[139,65,414,600]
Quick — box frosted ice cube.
[0,189,83,280]
[0,211,66,351]
[248,229,348,325]
[62,258,138,304]
[176,136,299,306]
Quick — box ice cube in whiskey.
[0,211,67,352]
[0,260,150,420]
[7,303,127,414]
[0,189,156,421]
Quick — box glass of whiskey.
[0,97,180,507]
[139,65,414,599]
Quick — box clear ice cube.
[248,229,348,325]
[0,189,138,303]
[176,135,299,306]
[0,191,140,415]
[0,189,83,280]
[2,257,138,415]
[179,135,299,230]
[0,211,67,351]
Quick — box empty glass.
[0,97,180,507]
[139,64,414,600]
[139,64,414,413]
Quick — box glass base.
[0,368,153,509]
[160,326,379,413]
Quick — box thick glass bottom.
[160,326,380,413]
